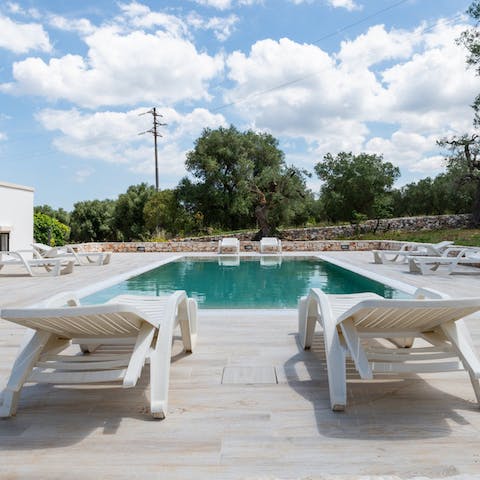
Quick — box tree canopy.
[112,183,156,241]
[458,0,480,126]
[70,199,116,242]
[314,152,400,222]
[178,126,312,238]
[437,134,480,225]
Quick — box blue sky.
[0,0,477,209]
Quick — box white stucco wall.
[0,181,34,251]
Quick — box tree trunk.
[250,184,274,240]
[253,204,271,240]
[472,180,480,227]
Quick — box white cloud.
[187,12,239,41]
[224,20,477,174]
[327,0,361,11]
[226,37,380,139]
[48,15,96,35]
[35,107,228,178]
[118,2,188,37]
[337,24,419,69]
[191,0,263,10]
[6,2,22,14]
[193,0,233,9]
[1,26,224,108]
[379,23,477,131]
[5,2,41,19]
[365,132,446,174]
[0,14,51,53]
[0,132,7,141]
[290,0,361,10]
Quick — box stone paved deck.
[1,251,480,480]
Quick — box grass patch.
[340,228,480,246]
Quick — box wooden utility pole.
[139,108,166,191]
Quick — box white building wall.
[0,181,34,251]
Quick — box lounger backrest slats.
[340,300,480,332]
[1,304,152,338]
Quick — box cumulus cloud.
[225,37,381,138]
[117,2,189,37]
[191,0,263,10]
[327,0,361,11]
[290,0,361,10]
[223,19,477,175]
[337,24,419,69]
[1,26,224,108]
[5,2,41,19]
[187,12,238,41]
[0,14,51,53]
[35,107,228,177]
[364,132,446,173]
[48,15,96,35]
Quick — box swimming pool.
[82,256,410,309]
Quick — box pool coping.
[74,252,417,313]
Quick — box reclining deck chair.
[372,240,454,264]
[0,251,74,276]
[218,238,240,254]
[260,237,282,254]
[298,287,480,411]
[33,242,111,266]
[0,290,197,419]
[408,248,480,275]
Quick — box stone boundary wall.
[179,213,472,242]
[281,213,472,241]
[81,240,405,253]
[78,214,471,253]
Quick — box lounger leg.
[178,298,198,353]
[298,297,317,349]
[340,319,373,380]
[149,318,175,419]
[60,261,74,275]
[322,318,347,411]
[441,320,480,404]
[0,331,52,417]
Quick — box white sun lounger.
[32,242,112,266]
[0,290,197,419]
[260,255,282,267]
[218,255,240,266]
[260,237,282,254]
[408,248,480,275]
[372,240,454,264]
[218,238,240,254]
[298,287,480,411]
[0,251,74,276]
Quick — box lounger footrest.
[36,358,130,370]
[370,360,463,374]
[365,349,458,362]
[39,353,131,362]
[28,368,127,384]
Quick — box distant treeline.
[34,127,479,246]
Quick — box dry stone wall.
[82,240,404,253]
[78,214,470,253]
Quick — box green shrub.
[33,213,70,246]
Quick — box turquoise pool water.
[83,256,409,308]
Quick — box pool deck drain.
[221,366,278,384]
